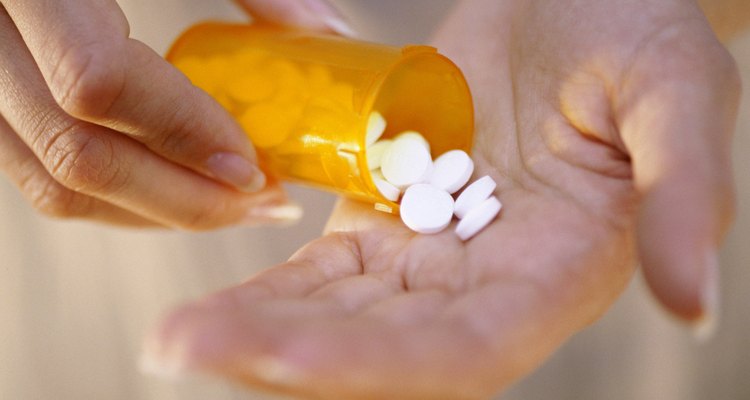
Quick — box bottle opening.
[361,49,475,212]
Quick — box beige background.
[0,1,748,399]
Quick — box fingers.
[141,234,364,381]
[2,0,265,192]
[233,0,356,37]
[143,276,566,399]
[617,24,740,328]
[140,228,569,399]
[146,305,490,399]
[203,233,365,306]
[0,114,159,227]
[0,11,290,229]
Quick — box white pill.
[400,184,454,234]
[381,135,433,189]
[366,111,387,147]
[371,169,400,201]
[429,150,474,194]
[455,196,502,241]
[366,139,392,170]
[453,175,497,219]
[395,130,431,154]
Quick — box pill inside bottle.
[167,23,474,213]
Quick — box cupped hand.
[144,0,739,398]
[0,0,349,229]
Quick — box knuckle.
[718,175,737,232]
[50,41,125,119]
[677,38,743,89]
[21,171,92,219]
[23,109,66,154]
[713,48,742,95]
[628,20,736,87]
[156,105,201,156]
[45,125,130,195]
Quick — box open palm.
[145,1,739,398]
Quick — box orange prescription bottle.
[167,23,474,213]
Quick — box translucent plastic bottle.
[167,22,474,213]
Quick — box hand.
[0,0,349,229]
[143,0,739,398]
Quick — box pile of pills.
[366,112,501,241]
[174,53,500,240]
[174,50,358,152]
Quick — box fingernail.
[206,152,266,193]
[302,0,358,37]
[692,250,720,342]
[321,16,358,38]
[139,350,187,381]
[251,356,303,385]
[244,203,304,225]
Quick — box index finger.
[1,0,265,192]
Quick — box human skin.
[0,0,349,229]
[0,0,742,398]
[143,0,744,398]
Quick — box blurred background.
[0,1,747,399]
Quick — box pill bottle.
[167,22,474,213]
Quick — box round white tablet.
[366,139,392,170]
[366,111,387,147]
[429,150,474,194]
[395,130,431,154]
[372,172,400,202]
[400,184,454,234]
[371,169,399,201]
[455,196,502,241]
[371,168,385,180]
[381,135,433,189]
[454,175,497,219]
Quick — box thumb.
[233,0,357,37]
[618,26,740,337]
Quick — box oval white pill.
[429,150,474,194]
[381,135,433,189]
[366,139,392,170]
[455,196,502,241]
[366,111,387,146]
[454,175,497,219]
[400,184,454,234]
[395,130,431,154]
